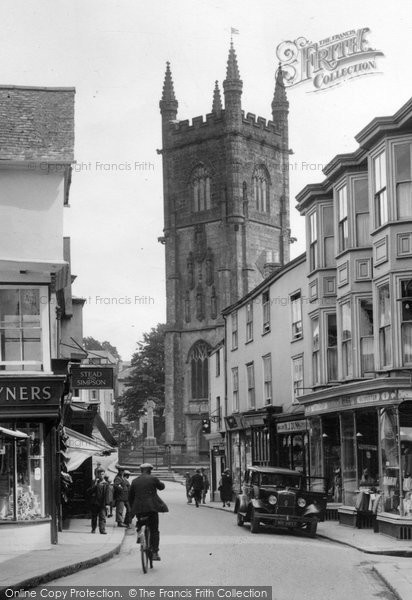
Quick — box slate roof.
[0,85,75,162]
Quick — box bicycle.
[136,516,153,573]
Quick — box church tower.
[159,43,290,461]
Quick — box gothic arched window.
[192,165,211,212]
[189,341,210,399]
[253,166,270,213]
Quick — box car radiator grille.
[277,491,296,515]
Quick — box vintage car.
[234,466,328,536]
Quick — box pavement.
[2,501,412,600]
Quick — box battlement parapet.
[243,112,278,133]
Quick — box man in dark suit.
[189,469,204,508]
[129,463,168,561]
[87,467,110,534]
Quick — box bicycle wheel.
[140,525,148,574]
[145,525,153,569]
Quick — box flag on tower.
[231,27,239,35]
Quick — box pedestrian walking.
[87,467,110,534]
[189,469,204,508]
[104,475,114,517]
[123,470,132,527]
[184,471,193,504]
[113,465,129,527]
[200,467,210,504]
[219,468,233,507]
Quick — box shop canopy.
[64,427,116,472]
[0,426,29,438]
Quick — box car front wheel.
[250,509,260,534]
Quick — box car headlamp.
[297,497,307,508]
[268,494,277,505]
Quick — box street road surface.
[45,481,396,600]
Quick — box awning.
[0,426,29,439]
[64,427,116,472]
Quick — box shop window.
[291,292,302,340]
[326,313,337,381]
[246,362,255,409]
[322,205,335,267]
[192,165,211,212]
[253,166,270,213]
[309,212,318,271]
[231,311,238,350]
[0,287,49,372]
[399,402,412,517]
[232,367,239,412]
[189,341,209,400]
[380,406,400,515]
[341,412,357,506]
[311,317,320,385]
[400,280,412,365]
[246,301,253,342]
[341,301,353,378]
[262,290,270,333]
[338,185,348,252]
[395,142,412,218]
[378,283,392,368]
[354,178,370,246]
[358,298,374,376]
[292,355,303,400]
[356,411,379,489]
[0,423,45,521]
[322,415,341,502]
[308,417,323,489]
[373,151,388,227]
[262,354,272,405]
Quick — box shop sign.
[277,419,307,433]
[306,390,399,416]
[0,379,64,404]
[71,366,114,389]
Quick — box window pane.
[341,303,351,340]
[356,213,369,246]
[379,285,391,326]
[324,236,334,266]
[354,179,368,213]
[360,299,373,336]
[312,318,319,350]
[395,143,411,181]
[0,290,20,327]
[338,186,347,219]
[323,205,334,236]
[397,182,412,218]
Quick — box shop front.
[276,417,309,475]
[0,376,66,550]
[225,414,251,492]
[302,381,412,538]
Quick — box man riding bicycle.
[129,463,169,561]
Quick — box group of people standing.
[87,464,132,534]
[184,467,233,508]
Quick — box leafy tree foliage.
[83,336,121,360]
[119,324,166,435]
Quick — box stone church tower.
[159,43,290,462]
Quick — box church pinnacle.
[160,61,178,115]
[223,41,243,119]
[225,41,241,81]
[212,80,222,114]
[272,63,288,111]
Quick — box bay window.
[378,283,392,368]
[309,212,318,271]
[312,317,320,385]
[0,287,49,372]
[341,302,352,378]
[395,142,412,218]
[373,151,388,227]
[322,205,335,267]
[338,185,348,252]
[326,313,337,381]
[401,280,412,365]
[354,178,369,246]
[359,298,374,375]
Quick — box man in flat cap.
[129,463,168,561]
[87,467,110,534]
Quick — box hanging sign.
[71,366,114,389]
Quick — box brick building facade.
[159,43,291,461]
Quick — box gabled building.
[0,85,75,549]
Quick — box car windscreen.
[260,473,302,488]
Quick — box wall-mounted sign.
[0,379,64,404]
[305,389,400,416]
[71,366,114,389]
[277,419,307,433]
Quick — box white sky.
[2,0,411,359]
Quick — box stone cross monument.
[143,398,157,447]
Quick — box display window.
[380,406,400,515]
[0,422,45,521]
[322,415,341,502]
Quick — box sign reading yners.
[0,379,64,404]
[71,366,114,389]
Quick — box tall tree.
[119,324,166,434]
[83,336,121,360]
